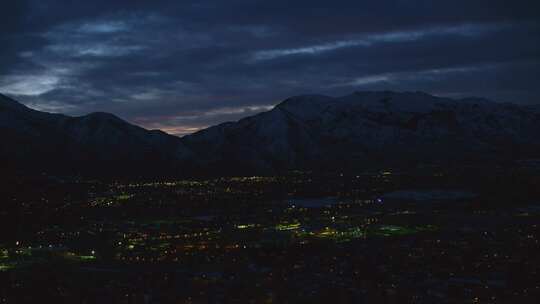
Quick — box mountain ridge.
[2,91,540,178]
[0,93,191,177]
[182,91,540,174]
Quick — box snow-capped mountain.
[182,91,540,174]
[1,91,539,177]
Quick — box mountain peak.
[352,90,397,96]
[276,94,332,106]
[273,95,334,120]
[1,90,539,178]
[348,90,435,99]
[82,112,124,122]
[335,90,457,114]
[0,93,28,111]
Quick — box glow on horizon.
[0,75,60,96]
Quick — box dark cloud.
[1,0,539,135]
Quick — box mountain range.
[1,91,539,178]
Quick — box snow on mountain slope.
[2,91,539,177]
[182,91,540,173]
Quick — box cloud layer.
[2,0,539,135]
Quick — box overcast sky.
[2,0,539,135]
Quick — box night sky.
[2,0,539,136]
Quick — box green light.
[237,224,256,229]
[275,222,301,231]
[373,225,433,237]
[78,255,96,261]
[116,194,133,200]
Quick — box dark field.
[1,166,540,303]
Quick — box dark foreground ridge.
[1,91,540,178]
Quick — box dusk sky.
[2,0,539,136]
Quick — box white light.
[0,75,60,96]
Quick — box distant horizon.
[3,89,539,137]
[2,0,539,137]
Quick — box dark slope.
[182,91,540,174]
[0,94,191,177]
[1,91,539,178]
